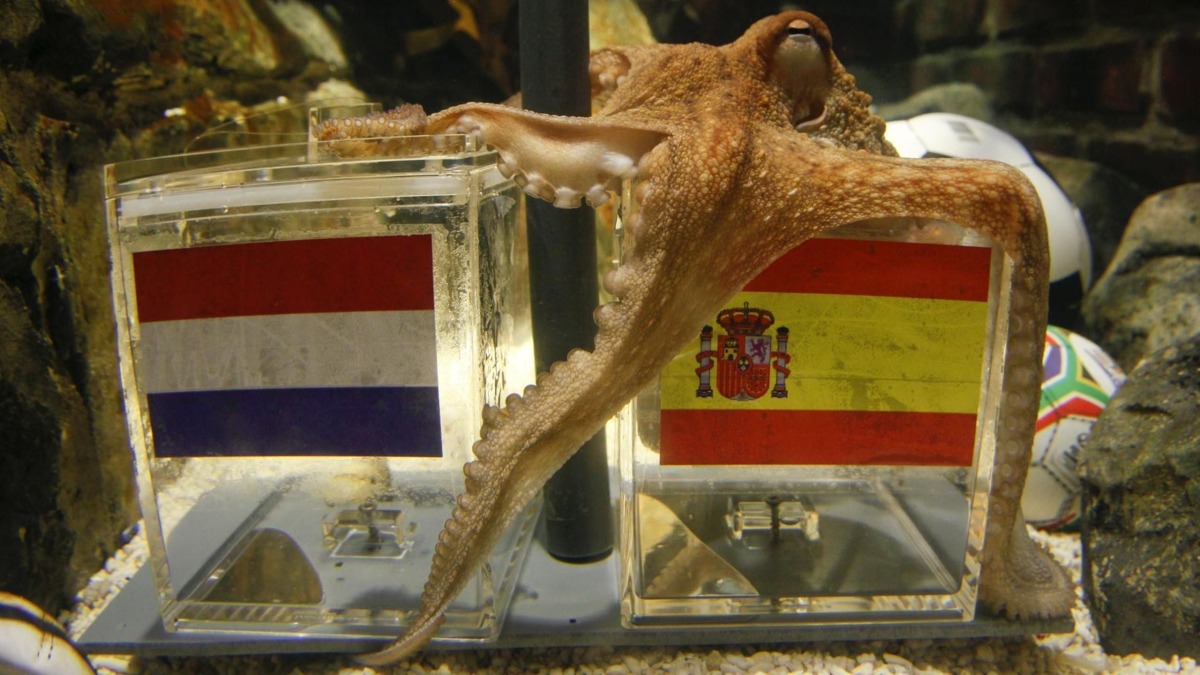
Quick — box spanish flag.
[658,237,995,467]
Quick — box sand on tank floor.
[66,517,1197,674]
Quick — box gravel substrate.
[66,526,1196,674]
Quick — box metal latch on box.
[322,500,412,559]
[726,497,820,549]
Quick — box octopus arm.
[427,103,667,207]
[740,123,1073,619]
[588,44,674,102]
[341,12,1072,667]
[355,120,760,665]
[356,103,1072,667]
[354,282,705,666]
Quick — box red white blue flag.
[132,235,441,458]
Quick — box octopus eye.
[787,20,812,37]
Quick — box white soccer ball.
[884,113,1093,327]
[1024,326,1125,530]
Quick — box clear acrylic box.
[617,212,1014,628]
[104,104,538,643]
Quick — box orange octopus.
[320,11,1073,665]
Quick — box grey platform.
[78,519,1073,658]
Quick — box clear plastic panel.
[105,107,535,643]
[616,204,1014,628]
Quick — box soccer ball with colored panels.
[1023,326,1125,530]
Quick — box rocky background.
[0,0,1196,661]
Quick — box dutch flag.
[130,235,443,458]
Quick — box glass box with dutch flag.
[616,213,1015,628]
[104,103,538,644]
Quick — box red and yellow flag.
[658,237,995,467]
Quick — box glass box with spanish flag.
[617,217,1011,627]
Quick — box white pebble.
[726,653,751,669]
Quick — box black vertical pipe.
[518,0,614,562]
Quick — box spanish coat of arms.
[695,302,791,400]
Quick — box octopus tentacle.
[356,120,747,666]
[316,104,428,141]
[349,11,1071,665]
[738,124,1073,619]
[589,48,632,97]
[426,104,666,207]
[588,45,673,103]
[356,275,715,666]
[313,104,432,158]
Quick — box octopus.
[320,11,1074,665]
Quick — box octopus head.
[750,12,835,129]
